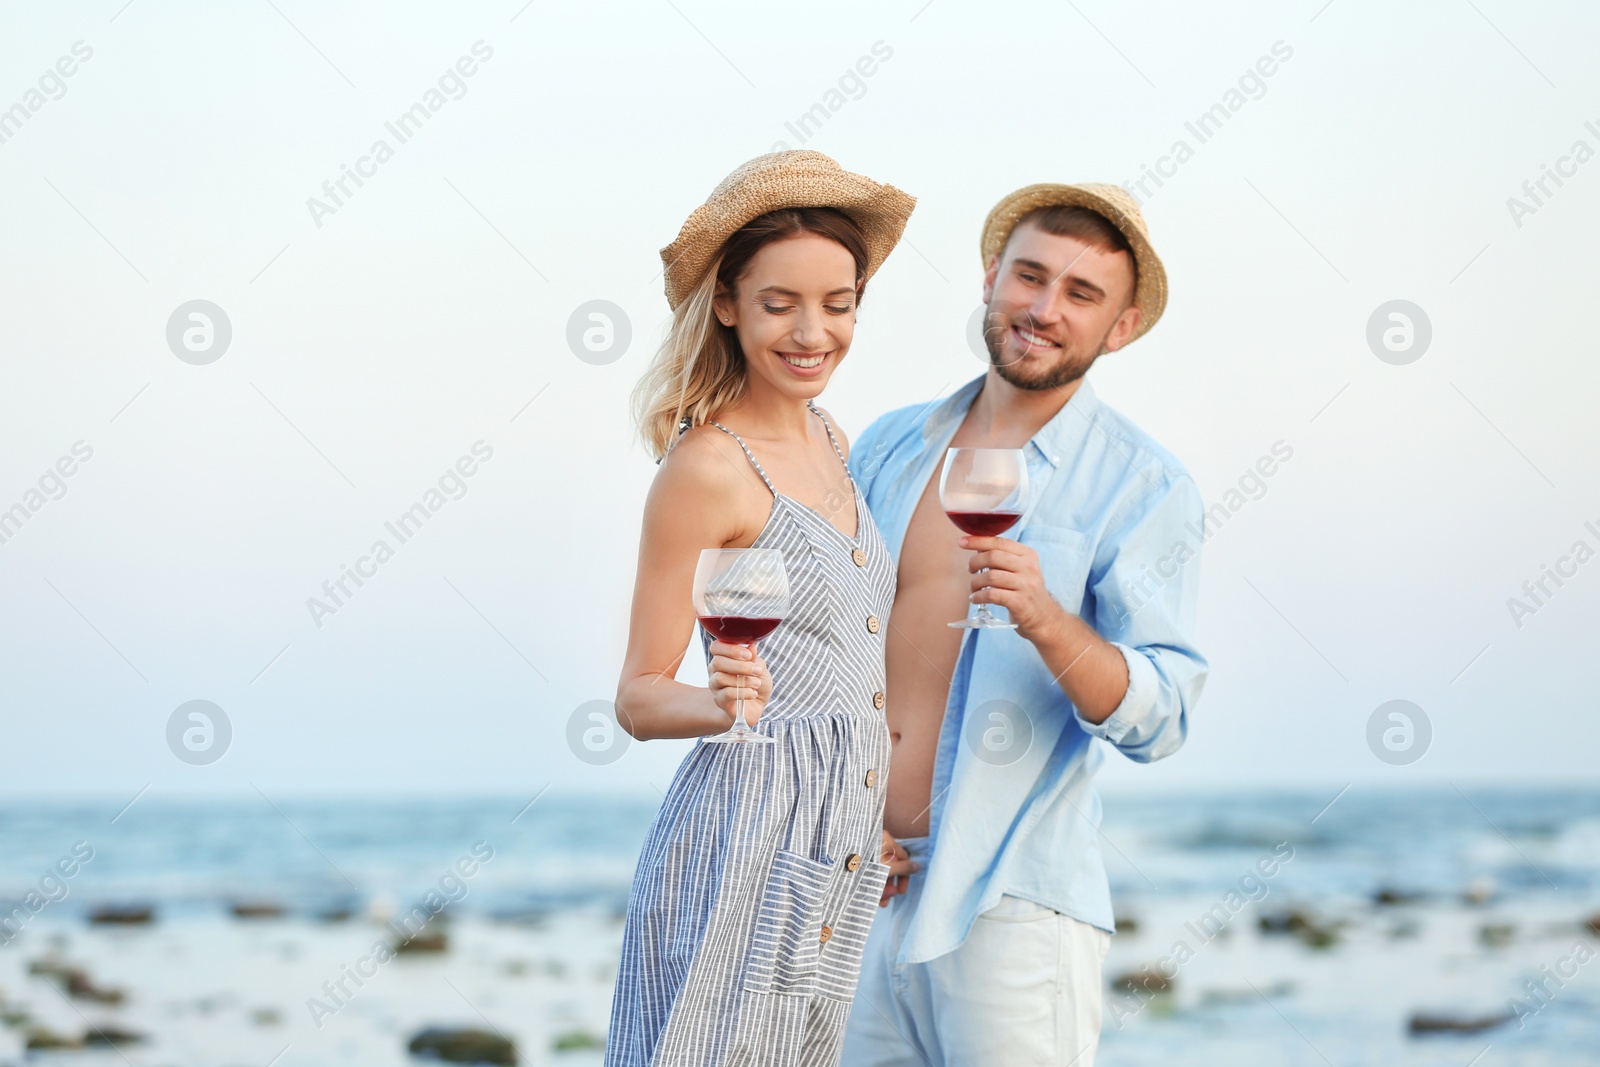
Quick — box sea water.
[0,787,1594,1065]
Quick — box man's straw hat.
[660,150,916,310]
[980,183,1168,343]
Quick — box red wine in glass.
[691,548,789,744]
[940,448,1030,629]
[944,509,1023,538]
[696,616,782,643]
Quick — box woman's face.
[714,234,860,401]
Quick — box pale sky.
[1,0,1596,799]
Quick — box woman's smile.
[775,350,832,376]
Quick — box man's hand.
[878,829,919,907]
[964,533,1133,724]
[961,534,1067,643]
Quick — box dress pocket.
[742,849,835,996]
[816,859,890,1002]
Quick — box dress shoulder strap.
[706,421,778,497]
[806,399,855,487]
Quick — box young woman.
[605,152,916,1067]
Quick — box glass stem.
[733,642,750,732]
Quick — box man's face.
[980,218,1142,391]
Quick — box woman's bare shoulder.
[654,424,747,495]
[646,424,765,539]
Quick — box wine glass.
[693,548,789,744]
[941,447,1030,629]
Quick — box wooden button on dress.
[864,769,878,788]
[852,547,867,567]
[866,615,880,634]
[845,853,862,872]
[819,925,834,943]
[872,691,885,710]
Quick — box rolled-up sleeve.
[1073,473,1209,762]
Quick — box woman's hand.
[879,829,920,906]
[707,640,772,729]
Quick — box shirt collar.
[922,371,1103,469]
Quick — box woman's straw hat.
[980,183,1168,342]
[660,150,916,310]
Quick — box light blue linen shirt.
[847,371,1208,964]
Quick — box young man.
[840,184,1208,1066]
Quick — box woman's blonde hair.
[632,207,870,460]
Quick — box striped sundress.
[606,399,896,1067]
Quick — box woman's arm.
[614,431,774,741]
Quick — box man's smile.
[1011,324,1062,351]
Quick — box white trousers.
[840,838,1110,1067]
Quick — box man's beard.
[982,309,1103,392]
